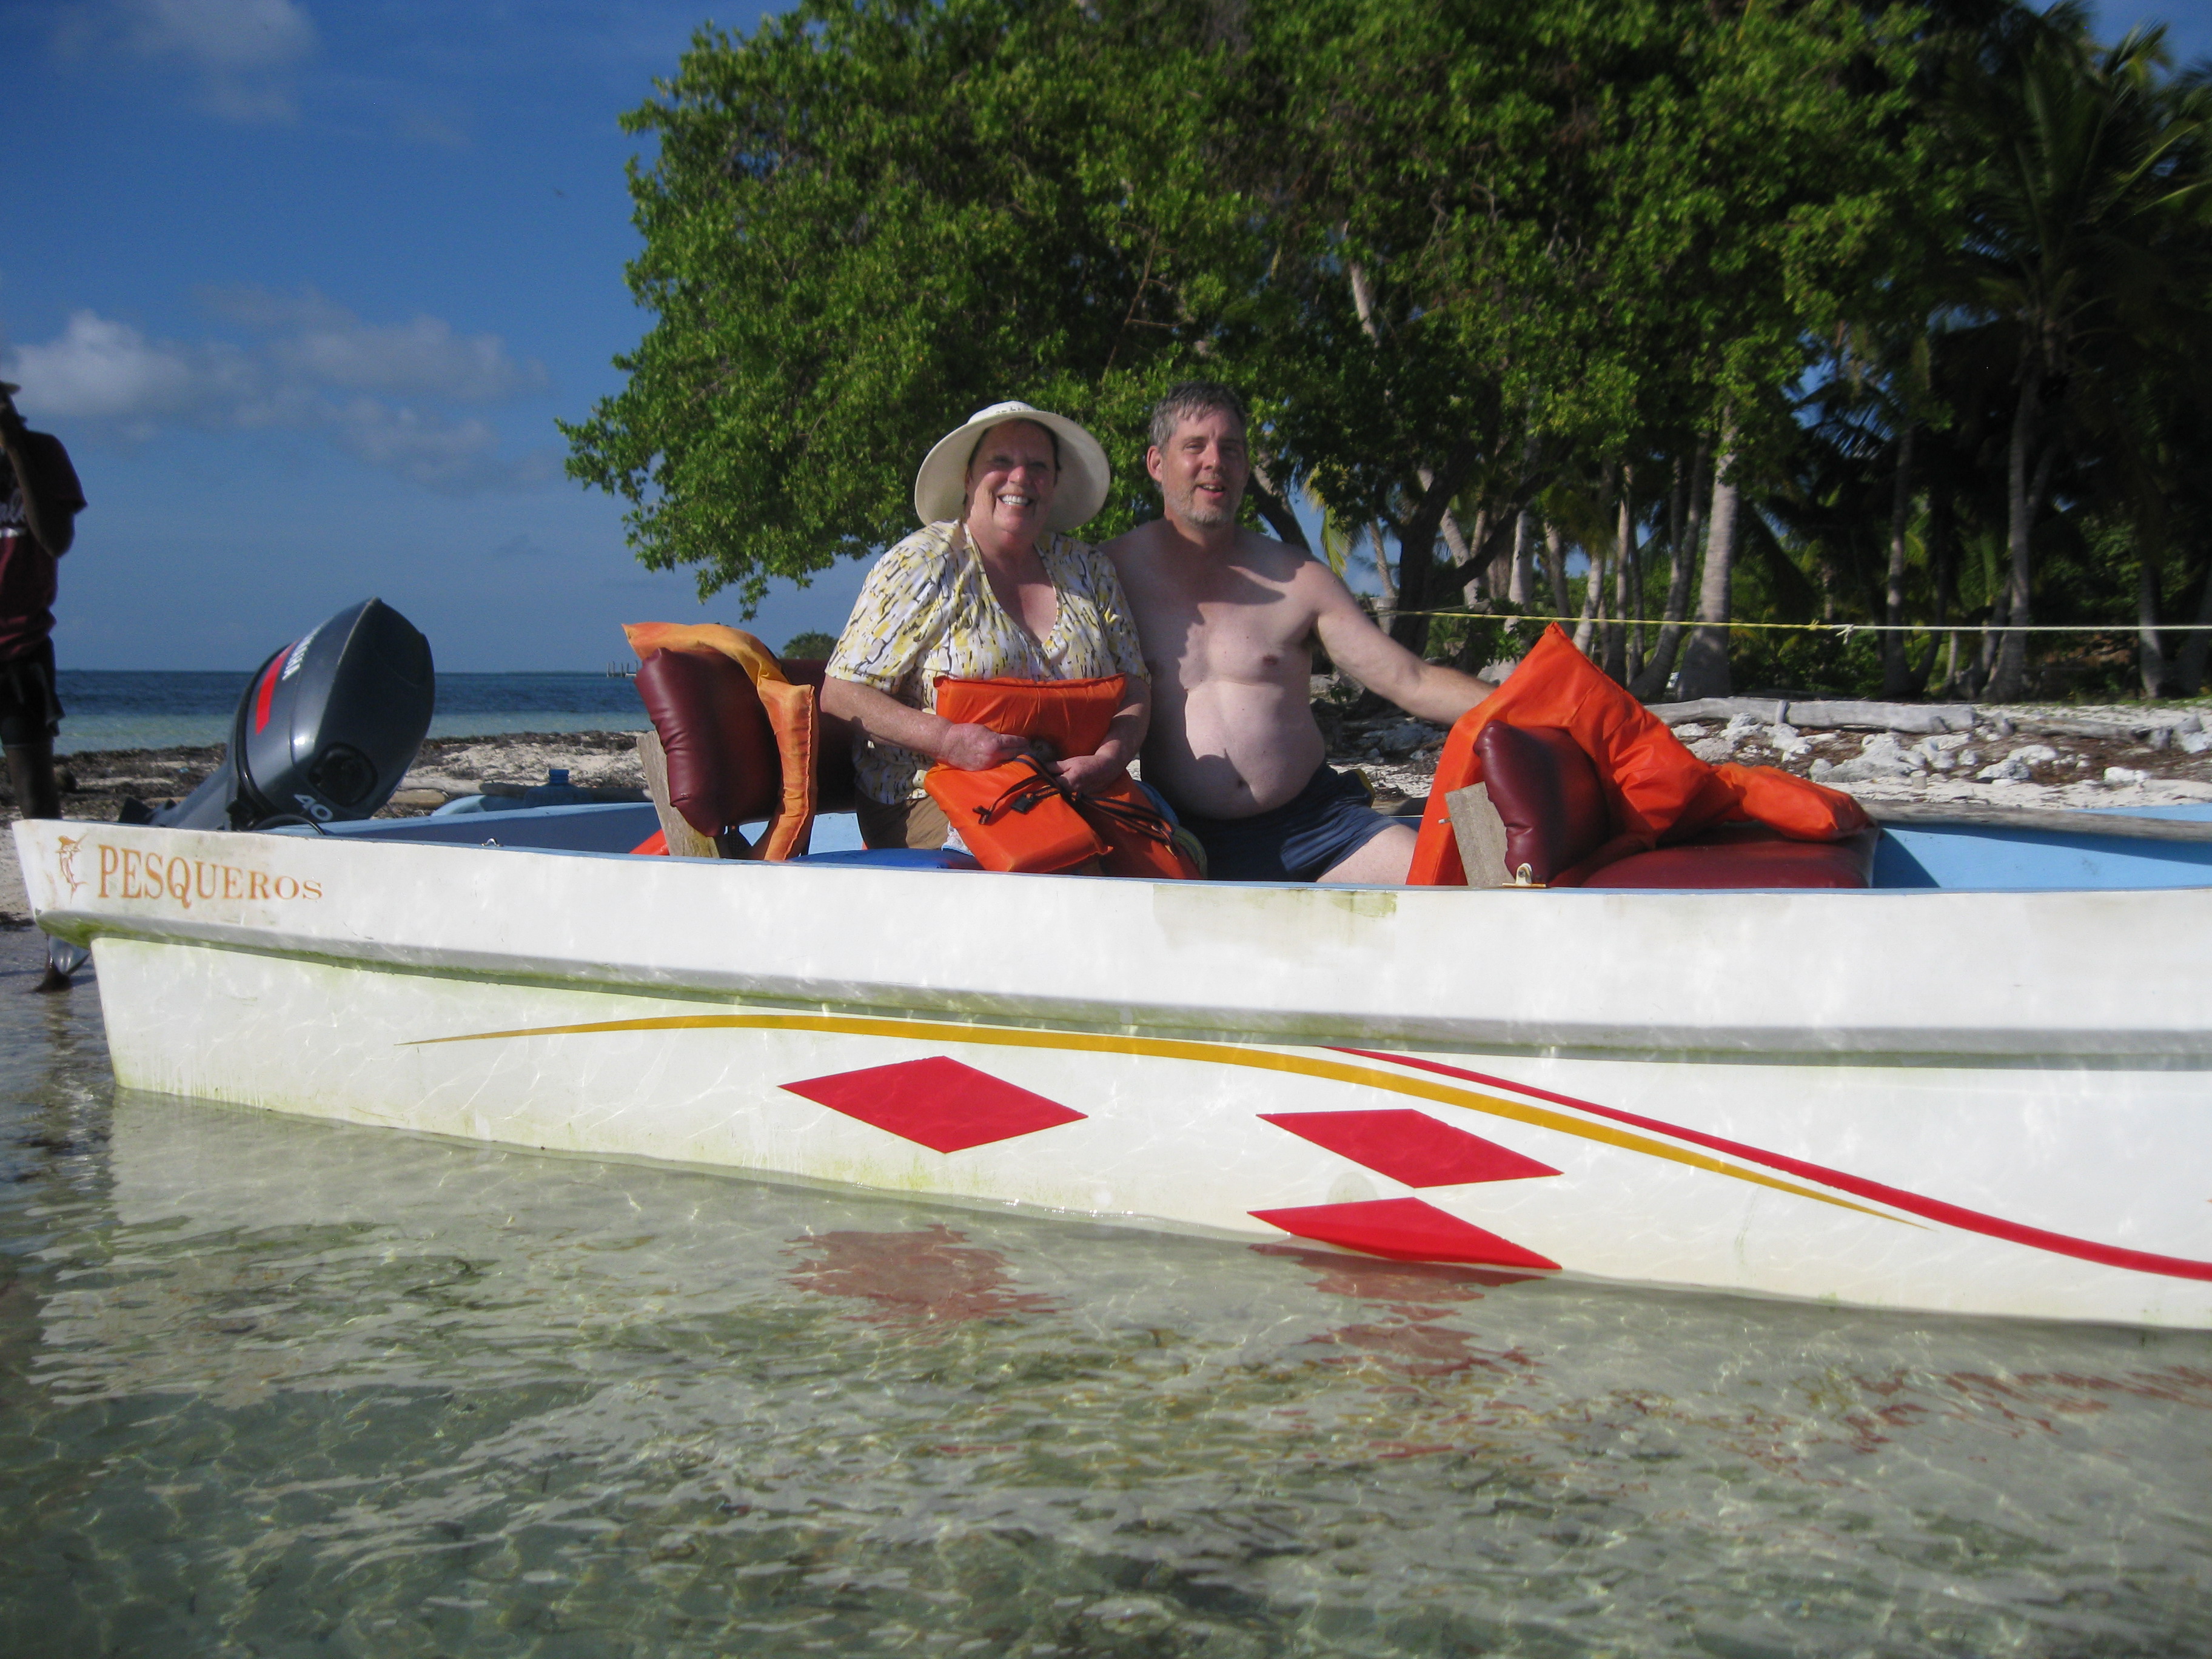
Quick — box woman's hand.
[1048,750,1128,796]
[938,722,1032,772]
[823,679,1029,773]
[1045,677,1147,796]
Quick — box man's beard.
[1171,478,1239,528]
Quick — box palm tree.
[1948,7,2212,699]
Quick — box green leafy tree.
[562,0,1276,611]
[780,630,839,660]
[1945,5,2212,699]
[568,0,2212,708]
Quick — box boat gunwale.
[24,819,2212,1062]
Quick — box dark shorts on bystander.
[0,639,63,748]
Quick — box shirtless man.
[1104,382,1492,884]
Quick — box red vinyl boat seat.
[1583,822,1880,889]
[634,646,784,836]
[631,646,860,822]
[1472,715,1877,890]
[1475,722,1612,884]
[627,626,859,860]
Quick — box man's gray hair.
[1148,381,1248,451]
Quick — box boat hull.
[19,818,2212,1328]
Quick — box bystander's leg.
[5,740,61,822]
[7,740,73,990]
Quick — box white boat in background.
[15,800,2212,1330]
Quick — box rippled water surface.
[1,932,2207,1657]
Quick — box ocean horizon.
[51,669,649,755]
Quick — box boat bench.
[1450,720,1877,890]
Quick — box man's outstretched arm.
[1308,565,1493,724]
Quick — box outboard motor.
[146,598,435,831]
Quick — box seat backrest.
[635,647,781,837]
[779,659,859,815]
[1475,722,1612,883]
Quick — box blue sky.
[3,0,813,671]
[4,1,2207,671]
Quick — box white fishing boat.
[16,790,2212,1330]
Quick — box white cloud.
[204,287,550,402]
[1,297,558,495]
[123,0,315,69]
[327,399,560,493]
[4,312,210,426]
[59,0,320,123]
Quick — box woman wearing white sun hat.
[823,400,1150,851]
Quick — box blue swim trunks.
[1178,764,1399,882]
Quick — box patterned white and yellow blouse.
[827,520,1147,805]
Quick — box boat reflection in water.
[0,1085,2197,1657]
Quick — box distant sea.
[52,669,648,754]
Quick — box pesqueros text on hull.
[78,840,324,908]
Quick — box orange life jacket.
[923,676,1198,879]
[1409,625,1869,885]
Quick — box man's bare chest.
[1184,598,1315,687]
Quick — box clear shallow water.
[52,671,647,754]
[1,932,2208,1657]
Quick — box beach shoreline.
[7,710,2212,927]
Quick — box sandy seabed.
[6,709,2212,925]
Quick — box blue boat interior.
[267,797,2212,891]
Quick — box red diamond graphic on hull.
[781,1056,1085,1153]
[1259,1109,1560,1187]
[1250,1198,1560,1270]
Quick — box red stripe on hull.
[1335,1048,2212,1284]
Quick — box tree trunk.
[1988,372,2045,702]
[1572,541,1604,655]
[1589,466,1622,674]
[1677,417,1741,701]
[1667,452,1687,579]
[1970,582,2009,699]
[1439,503,1473,575]
[1247,460,1311,555]
[2174,551,2212,695]
[1629,435,1709,700]
[1509,509,1532,605]
[1389,444,1479,658]
[1467,507,1493,603]
[1459,508,1489,608]
[1369,523,1396,617]
[1609,467,1640,685]
[1881,424,1915,699]
[1544,521,1570,618]
[1911,474,1955,696]
[2137,557,2168,700]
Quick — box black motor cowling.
[151,598,435,831]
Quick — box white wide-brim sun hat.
[913,400,1111,533]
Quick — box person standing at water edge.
[0,383,87,988]
[1104,383,1493,884]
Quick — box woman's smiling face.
[963,420,1060,550]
